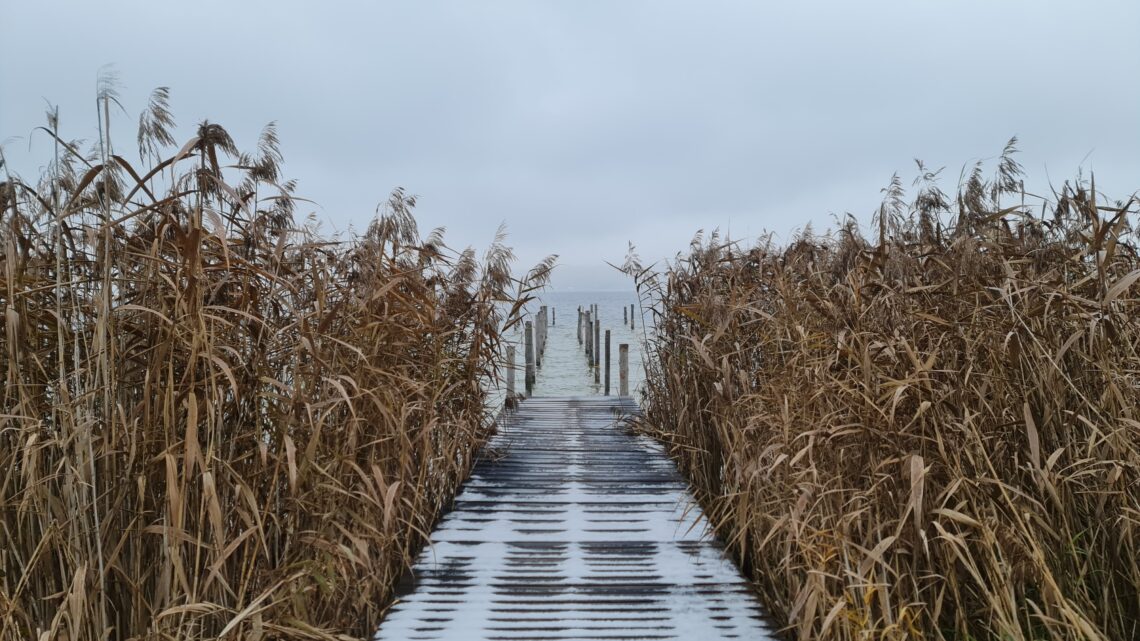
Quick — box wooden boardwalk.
[375,396,776,641]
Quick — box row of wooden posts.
[578,303,636,397]
[504,303,637,401]
[505,305,550,400]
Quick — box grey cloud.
[2,0,1137,289]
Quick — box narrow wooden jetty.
[376,396,776,640]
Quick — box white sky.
[2,0,1138,290]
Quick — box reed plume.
[0,84,550,640]
[636,141,1140,641]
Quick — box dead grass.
[633,142,1140,640]
[0,82,551,640]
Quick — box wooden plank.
[377,397,776,640]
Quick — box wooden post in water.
[623,305,627,325]
[594,312,600,369]
[630,303,635,330]
[552,307,555,326]
[535,308,543,369]
[604,330,611,395]
[524,321,535,395]
[577,307,583,345]
[506,345,516,400]
[538,306,547,367]
[594,313,601,384]
[619,344,629,396]
[585,312,593,364]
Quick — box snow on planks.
[375,396,777,641]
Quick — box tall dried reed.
[0,81,551,640]
[634,142,1140,640]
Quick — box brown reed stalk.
[634,142,1140,641]
[0,85,551,640]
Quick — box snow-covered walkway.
[375,396,776,641]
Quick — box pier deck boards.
[375,396,776,641]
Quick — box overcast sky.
[2,1,1137,290]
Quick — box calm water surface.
[499,289,652,402]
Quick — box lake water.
[499,289,651,402]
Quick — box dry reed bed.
[635,145,1140,640]
[0,83,549,640]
